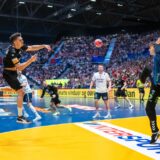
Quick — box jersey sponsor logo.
[76,121,160,159]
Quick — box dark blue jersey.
[153,44,160,85]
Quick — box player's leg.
[139,90,142,102]
[22,105,29,118]
[142,88,145,102]
[123,90,133,109]
[103,100,112,118]
[124,96,134,109]
[56,101,72,112]
[93,92,101,118]
[22,94,29,117]
[3,70,30,123]
[114,90,120,108]
[140,93,143,102]
[16,89,30,123]
[28,102,42,122]
[17,88,25,117]
[102,92,111,118]
[146,86,159,143]
[139,88,143,102]
[50,99,59,115]
[24,93,41,121]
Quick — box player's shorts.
[23,93,32,103]
[115,89,127,97]
[3,70,22,91]
[50,94,61,105]
[94,92,108,101]
[139,88,145,94]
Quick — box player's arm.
[89,81,94,90]
[121,81,127,90]
[149,43,155,56]
[90,73,95,90]
[107,74,112,91]
[26,45,51,52]
[108,80,112,92]
[14,55,37,71]
[40,87,47,98]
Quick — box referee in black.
[3,32,51,123]
[142,38,160,143]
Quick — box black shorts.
[50,94,61,105]
[139,88,145,94]
[3,70,22,91]
[94,92,108,101]
[115,89,127,97]
[23,93,32,103]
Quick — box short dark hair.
[9,32,22,43]
[98,64,104,67]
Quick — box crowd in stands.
[0,31,159,89]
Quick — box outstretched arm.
[15,55,37,71]
[26,45,51,52]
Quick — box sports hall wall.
[0,88,151,100]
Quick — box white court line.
[76,121,160,160]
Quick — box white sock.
[108,110,110,114]
[129,101,132,106]
[23,106,28,115]
[28,103,40,117]
[18,107,23,117]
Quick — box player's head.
[9,32,24,49]
[98,64,104,72]
[17,70,22,76]
[156,37,160,44]
[43,81,48,87]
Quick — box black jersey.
[3,45,28,68]
[41,85,58,98]
[116,79,125,90]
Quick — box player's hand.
[31,55,37,62]
[52,94,56,98]
[39,97,43,100]
[44,45,51,52]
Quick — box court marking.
[76,121,160,159]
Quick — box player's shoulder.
[103,72,109,76]
[6,45,16,55]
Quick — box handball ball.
[94,39,103,48]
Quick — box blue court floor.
[0,96,159,133]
